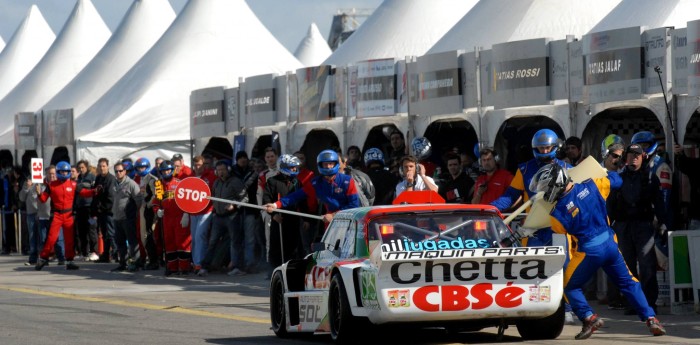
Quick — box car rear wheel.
[329,274,358,344]
[515,300,565,340]
[270,271,289,338]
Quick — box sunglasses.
[114,169,125,173]
[609,153,621,159]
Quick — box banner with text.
[297,65,335,122]
[643,27,671,95]
[190,86,225,139]
[492,38,550,109]
[243,73,277,127]
[408,50,462,116]
[687,20,700,96]
[672,28,688,95]
[355,58,397,117]
[583,26,644,103]
[14,112,38,150]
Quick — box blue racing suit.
[549,173,657,322]
[491,158,571,246]
[275,173,359,213]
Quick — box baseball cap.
[627,144,644,155]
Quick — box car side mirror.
[311,242,326,252]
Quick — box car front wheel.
[270,271,288,337]
[515,300,565,340]
[329,274,358,344]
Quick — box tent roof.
[294,22,332,67]
[0,5,55,101]
[0,0,110,147]
[42,0,175,118]
[77,0,302,144]
[429,0,621,54]
[589,0,699,33]
[0,36,4,53]
[324,0,476,66]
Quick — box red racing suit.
[153,176,191,272]
[38,179,94,261]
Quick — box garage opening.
[201,137,233,161]
[299,129,340,173]
[494,116,564,173]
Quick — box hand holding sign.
[30,158,44,184]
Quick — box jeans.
[98,213,116,260]
[613,220,658,308]
[202,214,232,269]
[240,212,259,270]
[190,212,212,267]
[76,207,97,255]
[114,218,138,264]
[27,213,39,263]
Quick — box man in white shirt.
[394,155,438,198]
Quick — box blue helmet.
[631,131,658,155]
[317,149,340,176]
[159,160,174,179]
[363,148,384,166]
[531,129,560,162]
[56,161,71,181]
[134,158,151,176]
[278,154,301,177]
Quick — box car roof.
[334,203,503,222]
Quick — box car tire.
[515,300,565,340]
[329,274,358,344]
[270,271,289,338]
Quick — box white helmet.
[529,163,570,203]
[410,137,432,160]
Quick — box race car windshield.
[369,212,511,249]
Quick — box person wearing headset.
[472,146,513,205]
[394,155,439,198]
[264,149,359,225]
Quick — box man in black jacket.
[92,158,117,263]
[674,143,700,229]
[75,160,97,260]
[438,152,474,203]
[363,148,399,206]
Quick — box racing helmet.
[122,160,134,175]
[316,150,340,176]
[410,137,432,160]
[363,148,384,167]
[134,158,151,176]
[529,163,570,203]
[630,131,658,156]
[600,134,625,159]
[159,160,175,180]
[531,129,560,162]
[278,154,301,177]
[56,161,71,181]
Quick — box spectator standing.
[673,143,700,229]
[189,155,217,274]
[75,160,97,261]
[110,162,143,272]
[172,153,192,179]
[438,152,474,203]
[363,148,399,206]
[92,158,118,263]
[19,167,54,265]
[472,147,513,205]
[232,152,264,272]
[387,130,406,177]
[257,147,279,264]
[134,157,160,269]
[345,145,364,170]
[608,144,666,314]
[564,136,585,166]
[394,155,439,198]
[334,146,375,207]
[199,160,248,276]
[153,160,191,276]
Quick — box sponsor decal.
[576,188,590,200]
[413,282,525,312]
[299,295,324,323]
[361,270,380,310]
[381,246,561,261]
[381,238,490,252]
[306,266,330,289]
[388,289,411,308]
[529,285,551,302]
[389,259,549,284]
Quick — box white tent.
[429,0,621,54]
[294,23,332,67]
[75,0,302,162]
[589,0,699,33]
[0,5,55,101]
[0,0,110,148]
[323,0,476,66]
[0,36,4,53]
[42,0,175,119]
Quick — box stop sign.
[174,177,211,214]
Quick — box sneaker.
[565,311,576,325]
[197,268,208,277]
[24,261,36,266]
[227,268,246,276]
[646,317,666,336]
[35,258,48,271]
[111,265,126,272]
[575,314,604,340]
[66,261,80,270]
[88,252,99,261]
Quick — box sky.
[0,0,381,54]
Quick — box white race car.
[270,195,566,343]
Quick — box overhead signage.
[224,87,239,133]
[14,112,38,150]
[297,65,335,122]
[643,27,670,95]
[687,20,700,96]
[355,58,396,117]
[243,74,277,126]
[190,86,225,139]
[672,28,688,95]
[245,88,275,114]
[492,38,550,109]
[582,26,644,103]
[408,50,463,116]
